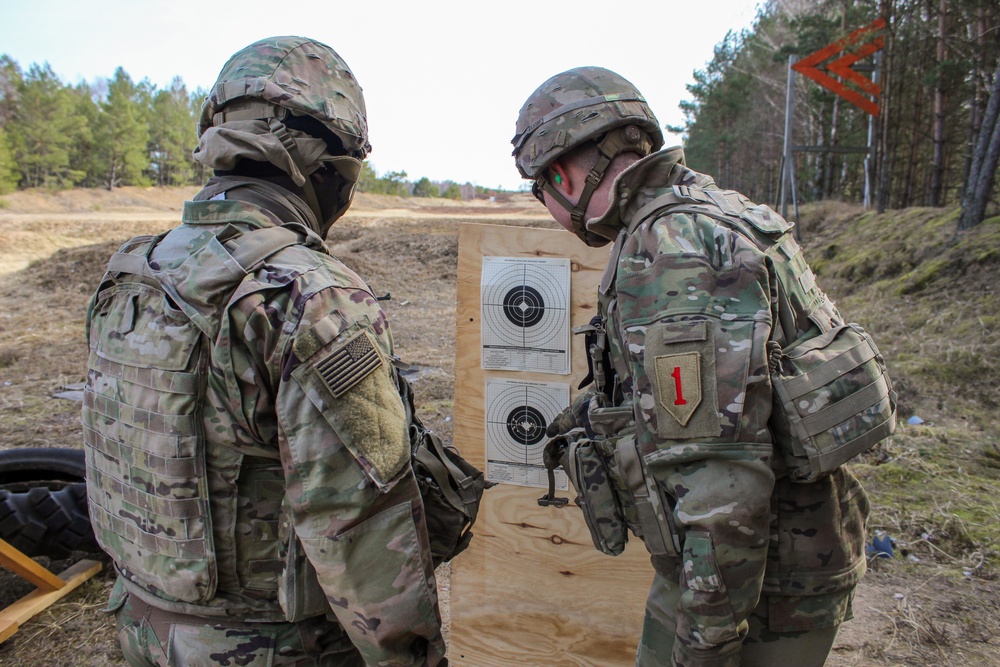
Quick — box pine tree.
[150,77,196,186]
[7,63,86,188]
[0,55,21,128]
[69,82,101,188]
[0,126,18,193]
[95,67,150,189]
[413,176,438,197]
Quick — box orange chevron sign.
[792,18,886,116]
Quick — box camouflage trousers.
[636,568,844,667]
[112,587,364,667]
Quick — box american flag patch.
[316,331,383,398]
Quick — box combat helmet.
[512,67,664,244]
[197,36,369,225]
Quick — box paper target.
[481,256,571,374]
[485,379,569,489]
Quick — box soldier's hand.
[546,406,577,439]
[545,389,597,438]
[542,430,583,471]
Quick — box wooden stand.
[0,538,102,643]
[450,223,654,666]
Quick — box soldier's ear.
[549,161,572,195]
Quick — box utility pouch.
[278,534,328,622]
[565,438,628,556]
[396,370,491,567]
[411,429,490,566]
[588,405,634,438]
[616,435,681,557]
[769,323,897,483]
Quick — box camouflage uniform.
[514,69,869,667]
[84,37,446,667]
[601,148,867,667]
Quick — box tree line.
[0,56,490,199]
[357,165,498,200]
[675,0,999,229]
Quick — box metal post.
[781,55,796,221]
[864,51,880,209]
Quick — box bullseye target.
[505,405,547,446]
[502,285,546,328]
[481,257,571,374]
[485,379,569,489]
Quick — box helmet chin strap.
[537,126,654,245]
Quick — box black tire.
[0,447,86,491]
[0,448,100,559]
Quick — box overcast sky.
[1,0,762,191]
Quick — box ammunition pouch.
[562,434,626,556]
[769,323,897,483]
[560,406,681,558]
[613,435,681,557]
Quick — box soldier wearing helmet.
[84,37,447,666]
[517,68,870,666]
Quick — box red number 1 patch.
[671,366,688,405]
[654,352,702,426]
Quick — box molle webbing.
[84,225,312,604]
[105,225,306,278]
[770,323,896,481]
[84,235,216,601]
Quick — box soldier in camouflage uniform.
[514,67,870,667]
[83,37,446,666]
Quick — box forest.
[0,0,998,224]
[0,59,485,200]
[675,0,999,229]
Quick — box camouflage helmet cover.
[511,67,664,179]
[198,36,370,158]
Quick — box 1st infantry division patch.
[654,351,702,426]
[317,331,383,398]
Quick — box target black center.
[502,285,545,328]
[505,405,547,446]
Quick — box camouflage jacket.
[84,179,445,666]
[590,148,868,666]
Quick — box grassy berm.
[0,188,997,666]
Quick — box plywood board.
[450,223,654,666]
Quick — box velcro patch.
[316,331,383,398]
[797,267,817,293]
[654,352,702,426]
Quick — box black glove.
[546,389,597,439]
[542,433,571,471]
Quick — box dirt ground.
[0,186,997,666]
